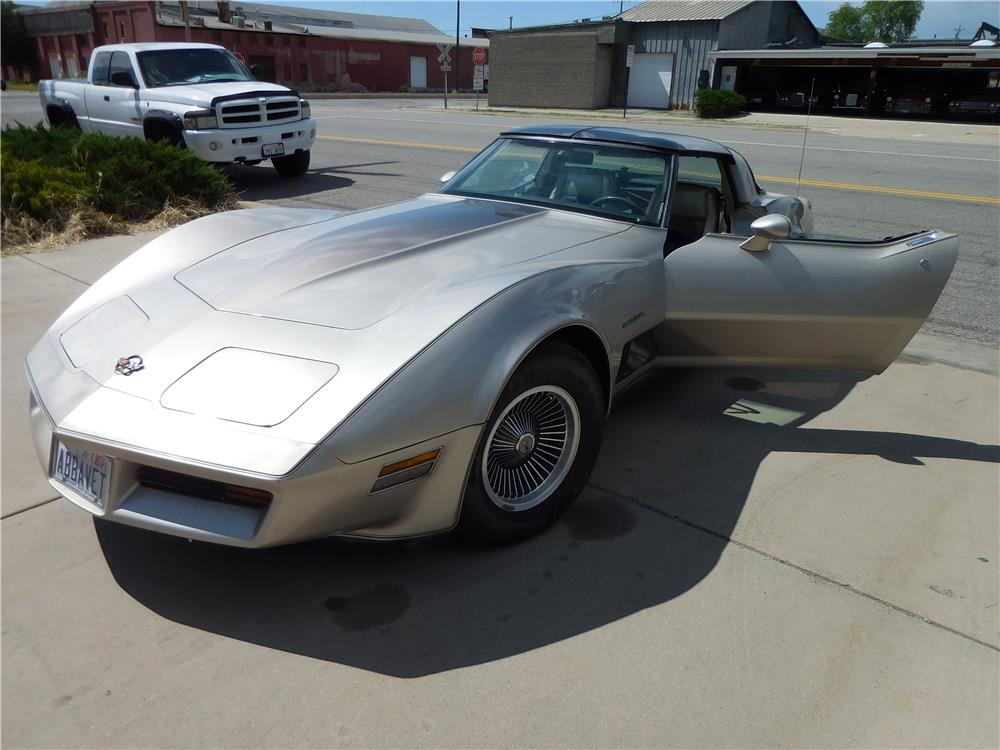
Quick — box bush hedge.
[694,89,747,118]
[1,125,236,247]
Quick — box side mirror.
[250,64,262,80]
[739,214,792,252]
[110,71,137,88]
[440,170,456,183]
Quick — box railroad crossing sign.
[436,43,452,64]
[472,47,487,66]
[440,64,452,72]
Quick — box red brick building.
[18,1,488,91]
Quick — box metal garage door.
[627,53,674,109]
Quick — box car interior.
[448,141,737,251]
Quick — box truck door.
[86,51,142,138]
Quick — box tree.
[825,1,924,43]
[1,0,38,76]
[826,5,867,41]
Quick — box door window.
[108,51,137,87]
[91,51,112,85]
[677,155,724,193]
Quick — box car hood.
[144,81,295,107]
[176,194,627,329]
[31,199,631,462]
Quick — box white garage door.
[627,53,674,109]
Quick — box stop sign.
[472,47,487,66]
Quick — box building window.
[102,21,109,39]
[299,62,308,82]
[119,21,126,40]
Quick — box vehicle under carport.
[711,39,1000,120]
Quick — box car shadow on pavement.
[95,367,1000,678]
[226,160,401,203]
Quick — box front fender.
[51,208,337,333]
[311,255,660,468]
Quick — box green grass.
[2,80,38,91]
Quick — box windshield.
[442,138,671,226]
[136,49,254,87]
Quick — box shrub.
[695,89,747,118]
[1,158,92,224]
[1,125,236,248]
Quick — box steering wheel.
[590,195,646,214]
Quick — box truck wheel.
[47,106,81,130]
[456,342,606,545]
[145,122,186,148]
[272,149,310,178]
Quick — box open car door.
[656,229,958,374]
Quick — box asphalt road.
[3,91,998,345]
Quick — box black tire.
[272,149,310,177]
[145,122,185,148]
[456,342,606,545]
[48,106,81,130]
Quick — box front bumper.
[28,375,481,548]
[183,117,316,163]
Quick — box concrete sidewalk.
[2,232,998,747]
[434,102,1000,146]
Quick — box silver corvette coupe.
[27,126,958,546]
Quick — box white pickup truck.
[38,42,315,177]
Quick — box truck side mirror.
[250,64,262,79]
[739,214,792,252]
[110,71,137,88]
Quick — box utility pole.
[179,0,192,41]
[508,16,512,29]
[455,0,460,93]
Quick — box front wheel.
[456,342,606,544]
[272,149,310,177]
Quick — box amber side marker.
[371,449,441,493]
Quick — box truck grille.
[217,96,300,128]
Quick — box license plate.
[262,143,285,157]
[52,442,112,509]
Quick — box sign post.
[437,43,453,110]
[472,47,487,110]
[473,65,484,109]
[624,44,635,119]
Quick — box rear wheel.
[47,106,81,130]
[272,149,310,177]
[457,342,605,544]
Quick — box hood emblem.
[115,355,144,376]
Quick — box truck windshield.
[136,49,255,87]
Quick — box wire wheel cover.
[483,385,581,511]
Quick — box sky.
[16,0,1000,40]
